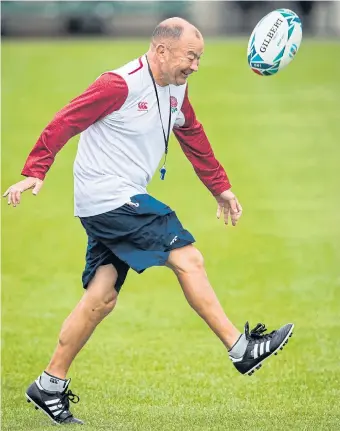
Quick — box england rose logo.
[170,96,178,114]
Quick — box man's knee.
[84,264,119,319]
[167,245,205,276]
[89,290,117,318]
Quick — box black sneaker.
[230,322,294,376]
[25,377,83,425]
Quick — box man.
[4,18,294,426]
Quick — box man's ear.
[155,43,166,63]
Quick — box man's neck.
[145,51,168,87]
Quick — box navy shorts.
[80,194,195,292]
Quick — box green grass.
[2,39,340,430]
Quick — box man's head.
[147,17,204,86]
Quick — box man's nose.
[190,59,199,72]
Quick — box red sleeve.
[173,86,231,195]
[21,72,128,180]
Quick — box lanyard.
[145,55,171,180]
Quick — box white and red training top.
[22,55,231,217]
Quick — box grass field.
[2,39,340,430]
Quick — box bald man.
[4,18,294,425]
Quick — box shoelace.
[249,323,275,341]
[56,389,80,411]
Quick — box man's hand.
[3,177,43,207]
[215,189,243,226]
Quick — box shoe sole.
[246,324,294,376]
[25,393,60,425]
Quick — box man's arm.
[173,86,242,226]
[4,73,128,207]
[173,85,231,196]
[22,72,128,180]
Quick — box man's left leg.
[166,245,240,349]
[166,245,294,376]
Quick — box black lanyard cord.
[145,55,172,163]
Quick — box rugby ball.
[247,9,302,76]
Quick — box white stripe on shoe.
[259,342,264,356]
[52,409,63,416]
[45,399,60,405]
[253,343,259,359]
[266,340,271,353]
[49,405,61,411]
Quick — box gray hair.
[152,24,184,41]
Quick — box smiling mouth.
[181,71,191,78]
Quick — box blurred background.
[2,0,340,38]
[2,1,340,431]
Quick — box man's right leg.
[46,264,119,379]
[26,264,118,425]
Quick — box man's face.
[160,33,204,86]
